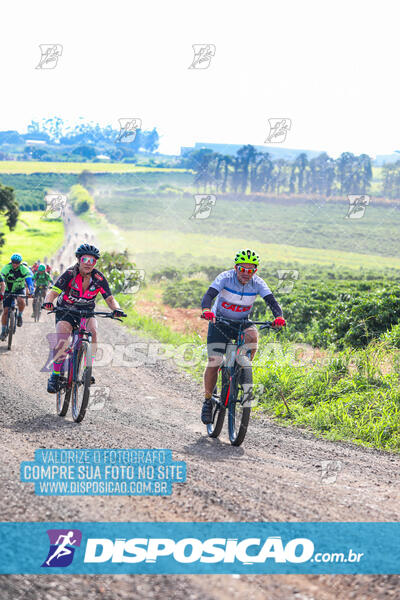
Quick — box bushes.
[69,184,94,214]
[159,267,400,350]
[162,279,207,308]
[151,267,183,282]
[97,249,142,295]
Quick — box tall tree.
[0,183,19,248]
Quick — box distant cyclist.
[0,254,34,338]
[33,264,52,304]
[200,248,286,424]
[34,264,52,285]
[42,243,125,393]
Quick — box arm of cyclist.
[262,293,286,327]
[200,286,219,320]
[24,275,34,296]
[104,295,126,318]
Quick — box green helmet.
[38,264,46,271]
[234,248,260,266]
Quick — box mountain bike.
[1,293,28,350]
[33,287,47,322]
[45,305,126,423]
[206,316,277,446]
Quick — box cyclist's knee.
[206,355,223,369]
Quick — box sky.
[1,0,399,158]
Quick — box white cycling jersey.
[210,269,271,321]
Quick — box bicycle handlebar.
[3,293,30,298]
[43,305,127,322]
[201,314,278,330]
[216,316,275,329]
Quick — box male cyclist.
[42,243,125,393]
[34,264,52,289]
[0,254,34,338]
[200,248,286,424]
[33,264,52,315]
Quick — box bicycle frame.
[213,317,274,409]
[49,306,125,389]
[57,315,93,390]
[3,293,26,329]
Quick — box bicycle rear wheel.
[7,310,15,350]
[56,357,72,417]
[207,365,228,438]
[228,355,252,446]
[71,341,92,423]
[33,297,40,322]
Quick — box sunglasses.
[236,265,257,274]
[11,261,21,265]
[80,256,97,265]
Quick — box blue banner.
[0,522,399,574]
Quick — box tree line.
[182,146,377,196]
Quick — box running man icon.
[42,529,82,568]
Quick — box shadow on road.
[183,436,245,460]
[6,414,81,433]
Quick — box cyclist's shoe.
[0,332,6,341]
[17,314,23,327]
[47,373,60,394]
[90,375,95,385]
[201,399,213,424]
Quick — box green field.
[0,212,64,266]
[0,162,188,174]
[81,183,400,271]
[81,208,400,273]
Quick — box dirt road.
[0,306,399,598]
[51,202,97,272]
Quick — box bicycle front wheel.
[71,341,92,423]
[207,365,228,438]
[228,356,252,446]
[56,357,72,417]
[7,310,15,350]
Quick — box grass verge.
[117,295,400,452]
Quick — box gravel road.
[0,307,399,599]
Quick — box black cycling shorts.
[3,289,25,308]
[55,304,96,329]
[206,320,256,357]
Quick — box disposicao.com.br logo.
[31,524,370,574]
[84,536,315,564]
[42,529,82,567]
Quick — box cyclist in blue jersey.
[200,248,286,424]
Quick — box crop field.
[0,161,189,174]
[87,187,400,269]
